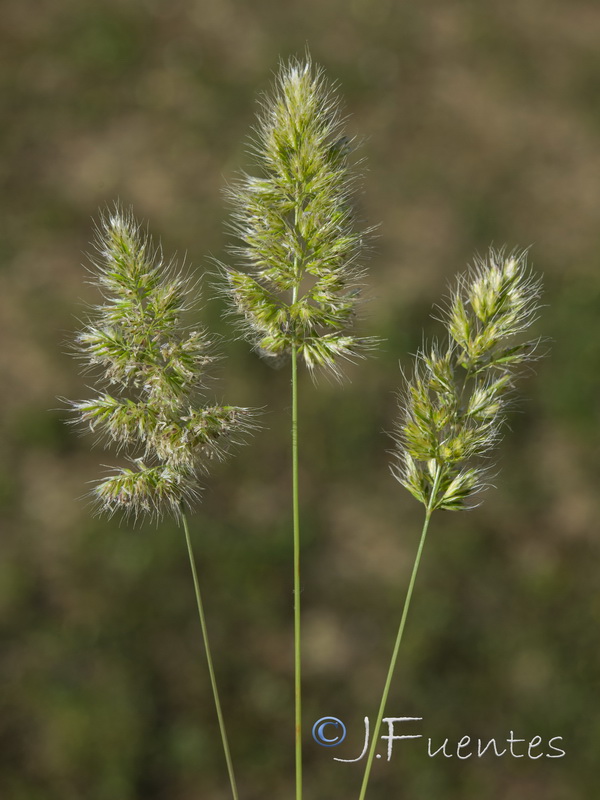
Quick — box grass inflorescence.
[222,55,377,378]
[69,207,254,519]
[222,56,377,800]
[359,248,543,800]
[392,248,543,511]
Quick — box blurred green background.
[2,1,599,798]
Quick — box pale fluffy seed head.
[392,249,543,512]
[69,206,255,520]
[222,56,377,378]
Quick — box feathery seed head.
[393,249,543,512]
[69,207,255,520]
[447,248,542,372]
[222,56,376,377]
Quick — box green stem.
[291,345,302,800]
[180,509,240,800]
[358,469,441,800]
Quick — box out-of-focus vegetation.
[1,1,599,798]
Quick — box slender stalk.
[180,508,240,800]
[291,344,302,800]
[358,469,441,800]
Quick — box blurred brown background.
[1,1,599,798]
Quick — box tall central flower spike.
[222,57,376,800]
[223,56,376,376]
[70,207,254,519]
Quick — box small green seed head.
[69,207,255,520]
[393,248,543,512]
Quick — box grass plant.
[65,64,545,800]
[358,249,543,799]
[68,208,254,800]
[222,56,375,800]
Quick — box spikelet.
[69,207,254,519]
[222,56,376,377]
[392,249,543,511]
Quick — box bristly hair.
[220,55,378,378]
[68,205,255,520]
[392,248,543,512]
